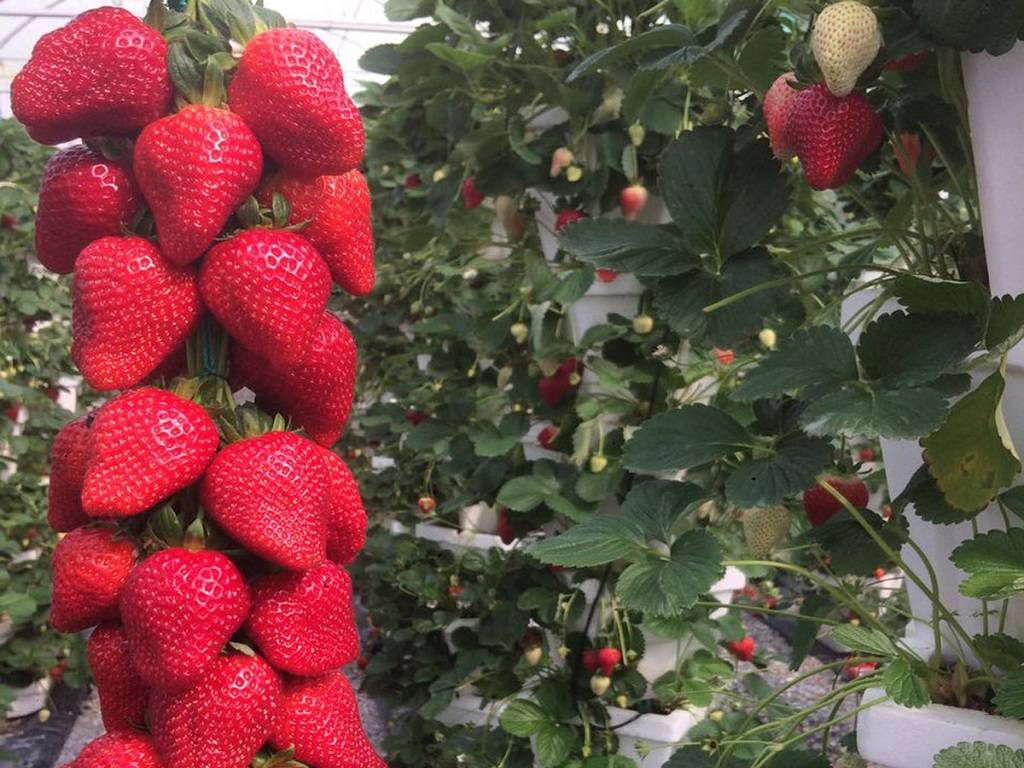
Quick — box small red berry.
[462,177,484,210]
[727,636,755,662]
[714,348,735,366]
[595,268,619,283]
[404,174,422,189]
[596,647,622,677]
[538,425,559,450]
[417,496,436,515]
[555,209,586,233]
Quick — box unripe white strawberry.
[590,674,611,696]
[495,195,525,240]
[742,506,790,556]
[628,123,645,147]
[550,147,575,177]
[566,166,583,183]
[764,73,799,160]
[758,328,777,349]
[811,2,882,98]
[615,694,629,708]
[524,646,543,666]
[510,322,529,344]
[633,314,654,335]
[589,454,608,474]
[620,183,648,221]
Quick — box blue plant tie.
[168,0,187,11]
[199,317,219,377]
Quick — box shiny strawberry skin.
[149,652,280,768]
[120,547,251,692]
[82,387,219,518]
[245,560,359,676]
[322,448,367,564]
[200,229,330,369]
[230,312,357,447]
[228,28,364,176]
[803,475,870,527]
[134,105,263,266]
[764,72,798,160]
[59,730,162,768]
[787,84,882,191]
[11,8,172,145]
[270,672,387,768]
[72,237,202,391]
[35,146,142,274]
[199,431,330,570]
[259,169,374,296]
[50,526,137,633]
[48,416,92,532]
[87,621,150,731]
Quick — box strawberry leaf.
[624,405,752,476]
[951,528,1024,600]
[734,326,857,402]
[614,530,722,617]
[857,311,981,387]
[933,742,1024,768]
[499,699,550,737]
[725,434,832,507]
[913,0,1024,54]
[800,384,948,440]
[559,219,695,276]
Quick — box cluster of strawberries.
[14,3,383,767]
[764,1,916,190]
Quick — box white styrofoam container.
[568,275,645,346]
[414,520,518,554]
[437,693,704,768]
[858,688,1024,768]
[459,503,499,535]
[6,676,51,719]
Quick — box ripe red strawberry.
[259,169,374,296]
[47,416,91,532]
[87,622,150,731]
[245,561,359,676]
[803,474,869,527]
[200,431,330,570]
[463,177,484,210]
[1,214,15,230]
[50,526,137,633]
[596,647,622,677]
[11,8,172,145]
[150,652,280,768]
[200,229,331,369]
[555,209,586,233]
[230,312,357,446]
[404,174,422,189]
[844,660,879,680]
[787,84,882,191]
[134,105,263,266]
[82,388,219,518]
[728,636,756,662]
[270,672,387,768]
[883,51,928,72]
[120,547,250,692]
[620,183,649,221]
[764,72,799,160]
[538,425,559,450]
[582,649,599,673]
[714,348,736,365]
[59,730,162,768]
[893,132,923,176]
[321,448,368,564]
[538,374,571,407]
[497,508,515,545]
[404,409,429,426]
[596,268,619,283]
[35,146,142,274]
[72,237,202,391]
[417,496,436,515]
[228,27,364,176]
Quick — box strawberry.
[199,431,330,570]
[811,1,883,98]
[727,636,756,662]
[50,526,137,633]
[582,649,599,673]
[11,8,172,145]
[893,132,923,176]
[787,84,882,191]
[555,209,586,233]
[803,475,869,528]
[47,416,91,532]
[82,388,219,518]
[200,229,331,369]
[417,496,436,515]
[228,27,364,176]
[596,268,619,283]
[404,174,422,189]
[72,236,202,391]
[537,425,559,450]
[764,72,799,160]
[538,374,570,407]
[404,409,429,426]
[590,674,611,696]
[269,672,387,768]
[1,214,15,230]
[35,146,142,274]
[859,447,876,463]
[87,621,150,731]
[497,508,515,545]
[620,183,649,221]
[59,730,162,768]
[596,647,622,677]
[230,312,357,447]
[259,169,374,296]
[120,547,250,692]
[463,177,485,210]
[321,448,368,564]
[742,506,791,556]
[843,660,879,680]
[714,348,736,366]
[245,561,359,676]
[134,105,263,266]
[883,52,928,72]
[550,147,575,177]
[150,652,280,768]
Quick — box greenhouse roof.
[0,0,417,117]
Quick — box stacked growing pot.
[15,4,382,767]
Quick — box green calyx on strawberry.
[803,474,869,527]
[12,8,173,145]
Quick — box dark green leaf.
[858,311,980,387]
[995,671,1024,718]
[800,385,949,440]
[559,219,695,276]
[624,405,751,475]
[734,326,857,402]
[987,295,1024,356]
[528,516,648,567]
[497,474,560,512]
[536,724,575,767]
[622,480,708,543]
[615,531,723,617]
[893,275,990,317]
[725,435,832,507]
[359,44,403,75]
[500,699,549,736]
[912,0,1024,54]
[567,25,697,81]
[808,513,903,576]
[974,633,1024,672]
